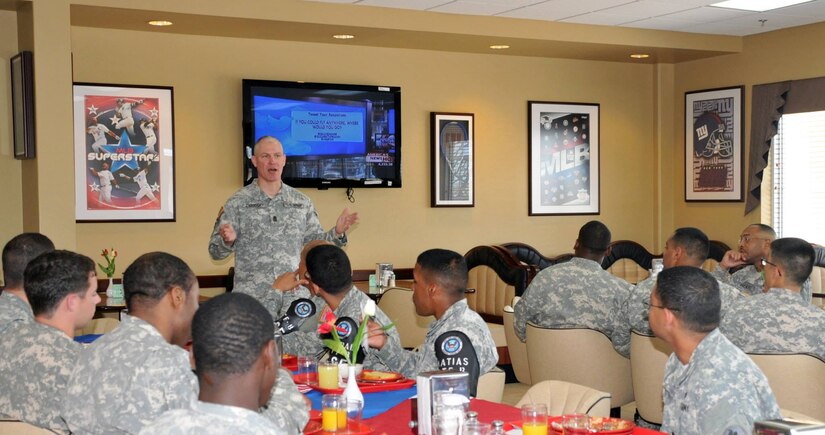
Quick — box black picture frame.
[430,112,475,207]
[10,51,35,160]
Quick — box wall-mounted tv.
[242,79,402,189]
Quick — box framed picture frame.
[73,83,176,222]
[528,101,600,215]
[431,112,474,207]
[684,86,744,202]
[10,51,35,160]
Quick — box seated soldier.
[273,239,331,335]
[0,250,99,433]
[514,221,632,357]
[366,249,498,396]
[139,293,290,434]
[282,244,400,370]
[0,233,55,332]
[63,252,309,434]
[721,238,825,360]
[651,267,780,434]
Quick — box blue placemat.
[74,334,103,344]
[306,387,416,419]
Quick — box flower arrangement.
[319,299,398,366]
[98,248,117,278]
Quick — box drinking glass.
[318,360,339,389]
[462,421,491,435]
[346,398,363,433]
[562,413,591,434]
[521,403,548,435]
[297,355,317,383]
[321,394,347,432]
[432,413,462,435]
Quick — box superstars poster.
[528,101,600,215]
[73,84,175,221]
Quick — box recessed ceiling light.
[333,34,355,40]
[490,45,510,50]
[630,53,650,59]
[711,0,812,12]
[147,20,173,27]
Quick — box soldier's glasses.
[739,234,770,243]
[760,258,778,268]
[642,300,680,311]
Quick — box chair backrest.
[503,299,531,385]
[600,240,657,285]
[515,380,611,417]
[500,242,573,271]
[75,317,120,336]
[476,367,506,403]
[376,287,433,349]
[0,419,54,434]
[465,245,535,323]
[629,331,672,425]
[526,324,634,407]
[748,353,825,421]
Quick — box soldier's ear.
[168,286,185,309]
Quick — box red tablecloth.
[365,398,665,435]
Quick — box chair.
[629,330,672,425]
[600,240,657,284]
[476,367,506,403]
[500,242,573,271]
[747,352,825,421]
[526,324,633,407]
[503,298,531,385]
[376,287,433,349]
[74,317,120,336]
[515,380,611,417]
[0,419,54,434]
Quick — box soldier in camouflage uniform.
[0,232,54,332]
[712,224,812,303]
[618,228,743,355]
[514,221,632,357]
[721,238,825,360]
[651,267,780,435]
[276,240,330,334]
[0,250,99,433]
[139,293,292,435]
[282,245,398,371]
[367,249,498,395]
[208,136,358,318]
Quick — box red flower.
[317,310,348,335]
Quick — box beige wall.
[0,9,23,279]
[70,27,658,274]
[671,21,825,248]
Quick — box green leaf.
[350,313,371,365]
[381,321,397,332]
[321,338,349,361]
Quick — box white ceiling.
[307,0,825,36]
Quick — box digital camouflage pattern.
[139,401,289,435]
[282,286,399,371]
[208,182,344,317]
[0,321,79,433]
[713,264,812,303]
[514,257,632,357]
[261,367,310,433]
[720,287,825,360]
[0,291,32,333]
[661,329,781,435]
[374,299,498,380]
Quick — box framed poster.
[528,101,600,215]
[685,86,744,202]
[431,112,474,207]
[10,51,35,159]
[73,83,176,222]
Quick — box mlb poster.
[73,84,175,221]
[685,86,744,202]
[528,101,600,215]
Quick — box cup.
[462,421,491,435]
[321,394,347,432]
[432,413,462,435]
[298,355,317,383]
[521,404,548,435]
[562,413,591,434]
[318,360,340,390]
[346,398,364,433]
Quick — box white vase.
[106,277,115,298]
[343,364,363,405]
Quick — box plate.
[358,370,404,383]
[548,416,635,435]
[309,409,322,422]
[303,421,373,435]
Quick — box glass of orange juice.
[321,394,347,432]
[318,360,339,390]
[521,403,548,435]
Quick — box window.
[765,110,825,242]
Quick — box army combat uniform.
[514,257,632,357]
[720,287,825,360]
[661,329,781,435]
[0,321,79,433]
[713,264,812,303]
[0,291,32,333]
[139,401,290,435]
[208,182,344,317]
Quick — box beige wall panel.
[0,10,23,280]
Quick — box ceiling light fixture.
[333,34,355,40]
[630,53,650,59]
[490,45,510,50]
[147,20,173,27]
[710,0,812,12]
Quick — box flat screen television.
[242,79,402,189]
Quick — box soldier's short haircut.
[306,245,353,295]
[770,238,814,286]
[192,292,275,377]
[655,266,720,333]
[417,249,468,298]
[253,135,280,155]
[123,252,196,310]
[578,220,611,253]
[749,223,777,240]
[669,227,710,261]
[2,233,55,289]
[24,250,94,317]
